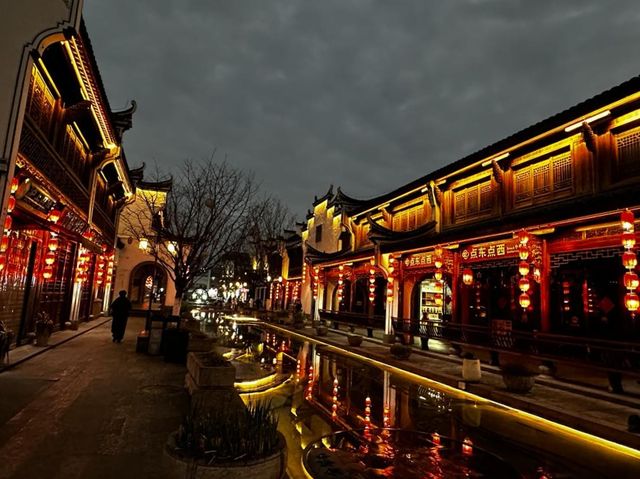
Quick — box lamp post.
[139,231,160,332]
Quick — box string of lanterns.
[364,396,372,438]
[368,259,376,305]
[75,248,91,283]
[337,264,344,304]
[331,377,339,420]
[312,266,319,300]
[306,364,314,401]
[433,247,444,306]
[386,257,396,303]
[0,177,19,273]
[516,230,532,309]
[621,209,639,311]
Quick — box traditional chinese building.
[300,74,640,384]
[0,8,134,344]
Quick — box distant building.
[113,166,175,314]
[0,2,134,344]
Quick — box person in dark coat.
[110,290,132,343]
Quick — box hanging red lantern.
[518,244,529,261]
[621,209,635,232]
[10,177,19,194]
[434,269,443,281]
[519,293,531,308]
[462,268,473,286]
[624,272,639,290]
[44,251,56,266]
[0,256,6,272]
[462,437,474,456]
[6,196,15,213]
[518,277,531,292]
[47,237,58,252]
[518,261,530,276]
[625,292,640,311]
[0,236,8,253]
[4,215,12,231]
[434,257,443,269]
[623,251,637,269]
[516,230,530,245]
[622,232,636,250]
[47,208,61,223]
[79,252,90,263]
[42,266,54,279]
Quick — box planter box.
[315,326,328,336]
[462,358,481,382]
[502,374,536,393]
[187,352,236,388]
[166,431,287,479]
[35,332,50,347]
[347,335,363,347]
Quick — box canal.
[233,323,640,478]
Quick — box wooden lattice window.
[514,152,573,206]
[454,180,493,222]
[616,129,640,178]
[26,67,55,135]
[393,205,423,231]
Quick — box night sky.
[84,0,640,218]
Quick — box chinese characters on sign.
[404,252,434,268]
[460,239,519,262]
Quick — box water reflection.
[236,325,639,478]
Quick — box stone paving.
[0,317,188,479]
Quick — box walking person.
[110,290,132,343]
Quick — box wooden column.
[451,252,460,322]
[540,239,550,332]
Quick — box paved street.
[0,317,188,479]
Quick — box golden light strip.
[353,185,427,220]
[263,322,640,460]
[36,58,61,98]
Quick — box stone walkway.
[0,317,188,479]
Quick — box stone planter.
[502,374,536,393]
[462,358,482,382]
[347,334,363,347]
[186,352,236,388]
[35,332,50,347]
[390,344,411,360]
[165,431,287,479]
[315,326,328,336]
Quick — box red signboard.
[403,252,436,268]
[460,239,519,262]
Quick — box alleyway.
[0,318,187,479]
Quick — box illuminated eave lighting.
[354,185,427,219]
[564,110,611,132]
[481,152,510,167]
[36,58,61,98]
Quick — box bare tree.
[123,159,258,313]
[246,196,295,276]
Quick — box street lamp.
[139,235,159,331]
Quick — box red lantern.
[518,244,529,261]
[79,252,90,263]
[622,232,636,250]
[462,268,473,286]
[6,196,15,213]
[623,251,637,269]
[47,208,61,223]
[434,269,443,281]
[624,272,639,290]
[0,256,6,272]
[0,236,8,253]
[518,277,531,293]
[625,292,640,311]
[42,266,54,279]
[462,437,473,456]
[3,215,12,231]
[10,177,19,194]
[518,261,530,276]
[516,230,530,245]
[434,257,443,269]
[621,209,635,232]
[44,252,56,266]
[47,237,58,252]
[519,293,531,308]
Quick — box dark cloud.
[84,0,640,217]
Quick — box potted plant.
[166,401,287,479]
[35,311,54,347]
[461,352,481,382]
[501,363,537,393]
[347,333,363,347]
[390,343,412,360]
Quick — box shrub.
[175,400,280,462]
